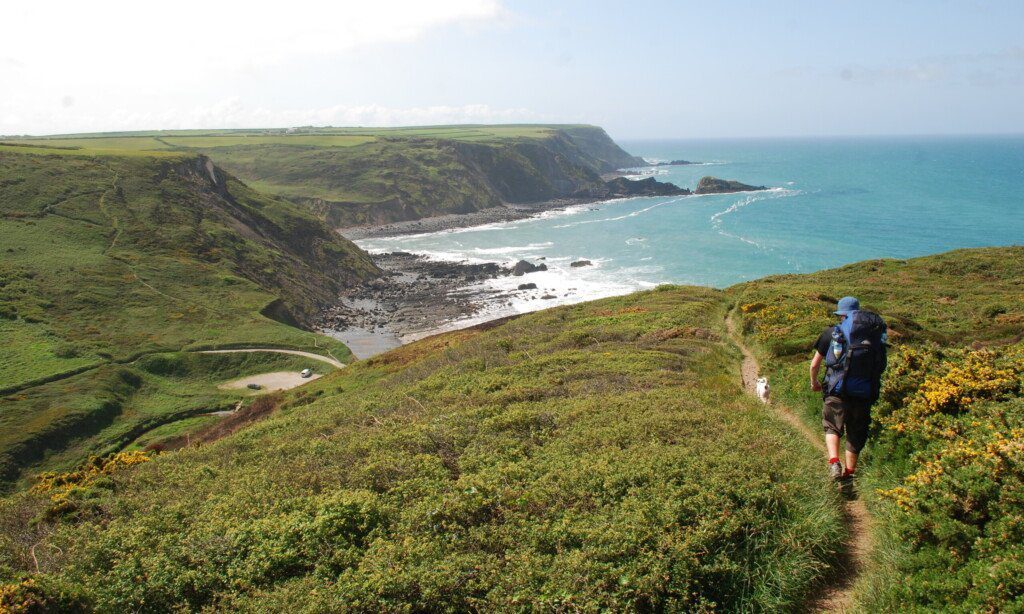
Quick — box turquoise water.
[357,136,1024,317]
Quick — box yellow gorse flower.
[31,451,152,518]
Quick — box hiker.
[809,296,888,480]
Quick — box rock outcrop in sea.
[603,177,691,197]
[512,260,548,276]
[694,176,766,194]
[654,159,697,166]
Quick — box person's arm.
[810,351,823,391]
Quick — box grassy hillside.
[730,246,1024,611]
[0,287,844,612]
[3,125,646,226]
[2,199,1018,612]
[0,150,377,488]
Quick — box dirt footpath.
[726,310,873,613]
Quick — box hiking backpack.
[823,310,888,401]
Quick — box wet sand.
[324,326,403,360]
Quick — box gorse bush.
[0,576,90,613]
[878,345,1022,439]
[872,345,1024,611]
[31,451,151,521]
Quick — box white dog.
[755,377,770,403]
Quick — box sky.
[2,0,1023,139]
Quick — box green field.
[1,351,332,481]
[0,125,560,155]
[0,150,375,488]
[160,134,376,148]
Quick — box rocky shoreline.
[338,178,691,240]
[318,252,562,358]
[338,199,590,240]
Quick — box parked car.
[247,383,262,390]
[300,368,313,378]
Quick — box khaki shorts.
[822,395,872,453]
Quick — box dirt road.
[198,348,344,368]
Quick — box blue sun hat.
[834,296,860,316]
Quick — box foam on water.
[708,188,807,270]
[551,196,689,229]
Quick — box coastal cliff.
[191,126,673,227]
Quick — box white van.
[300,368,313,378]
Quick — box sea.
[355,135,1024,329]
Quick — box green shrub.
[51,343,82,359]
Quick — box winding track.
[726,311,872,613]
[198,348,345,369]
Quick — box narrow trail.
[725,311,872,613]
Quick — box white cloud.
[3,0,501,71]
[0,0,506,134]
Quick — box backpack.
[823,310,888,401]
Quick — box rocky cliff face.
[333,130,662,226]
[555,125,647,171]
[153,156,380,323]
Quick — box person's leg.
[822,396,846,477]
[845,449,859,472]
[826,433,841,461]
[844,399,872,475]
